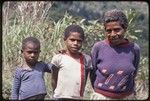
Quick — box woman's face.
[104,21,126,45]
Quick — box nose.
[111,30,117,36]
[31,53,36,57]
[73,40,78,45]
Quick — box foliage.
[2,1,148,100]
[135,56,149,100]
[125,9,139,40]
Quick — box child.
[90,9,140,100]
[51,25,92,100]
[11,37,54,100]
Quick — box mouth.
[28,59,37,62]
[111,38,119,42]
[108,36,120,44]
[71,47,79,51]
[109,35,121,41]
[109,37,118,41]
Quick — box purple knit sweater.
[11,61,53,100]
[90,39,140,98]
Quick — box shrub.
[2,2,148,100]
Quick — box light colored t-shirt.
[51,53,92,99]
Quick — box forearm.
[11,68,21,100]
[11,79,20,100]
[51,65,59,93]
[51,79,57,92]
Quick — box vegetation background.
[2,1,149,100]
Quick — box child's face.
[22,42,40,66]
[104,21,126,45]
[65,32,83,54]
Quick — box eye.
[114,28,121,32]
[70,39,76,41]
[105,28,122,33]
[27,51,39,54]
[27,51,33,54]
[34,51,39,54]
[77,40,82,43]
[106,29,112,33]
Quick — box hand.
[58,49,66,54]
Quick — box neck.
[21,63,32,70]
[106,38,128,46]
[23,60,37,68]
[65,51,81,59]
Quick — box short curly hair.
[64,25,84,40]
[22,37,40,50]
[103,9,128,30]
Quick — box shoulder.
[92,40,106,49]
[37,61,54,67]
[132,43,140,56]
[129,42,140,51]
[82,53,91,61]
[38,61,48,65]
[133,43,140,50]
[91,41,105,54]
[14,66,23,72]
[13,66,23,78]
[52,53,63,59]
[38,61,54,72]
[51,53,64,66]
[35,61,46,67]
[82,53,92,69]
[93,41,102,47]
[51,53,64,62]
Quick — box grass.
[2,2,149,100]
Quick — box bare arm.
[51,65,59,92]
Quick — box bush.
[2,2,148,100]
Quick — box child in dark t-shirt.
[11,37,55,100]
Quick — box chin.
[28,60,37,65]
[110,40,119,45]
[71,50,79,54]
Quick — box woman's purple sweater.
[90,39,140,98]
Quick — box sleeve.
[133,43,140,77]
[83,54,92,70]
[51,54,62,68]
[10,68,21,100]
[90,42,100,88]
[91,42,99,69]
[88,58,93,70]
[43,63,54,73]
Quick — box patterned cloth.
[90,39,140,98]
